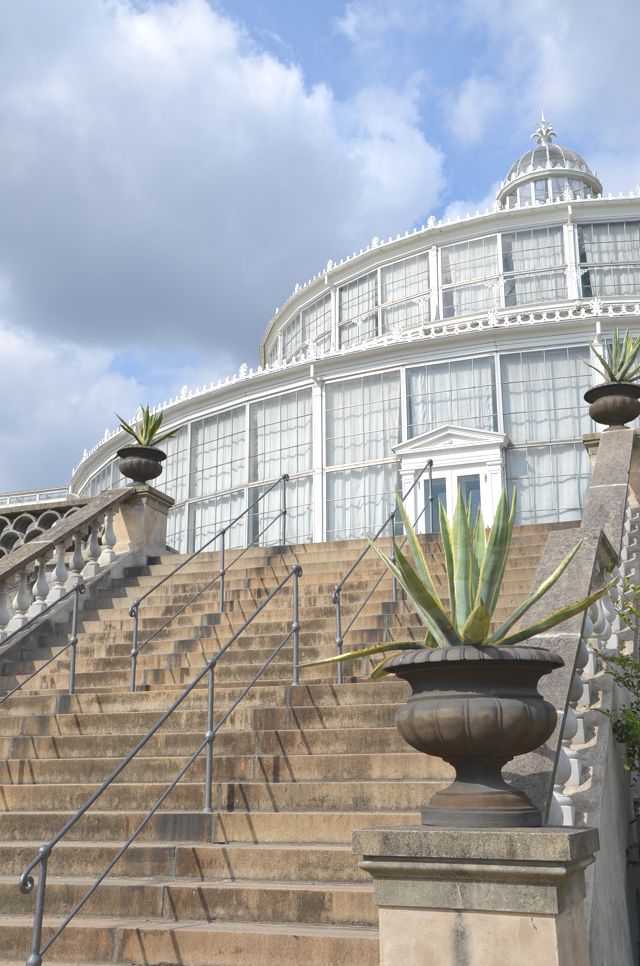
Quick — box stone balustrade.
[0,491,129,644]
[0,485,174,647]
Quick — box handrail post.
[389,511,397,603]
[204,663,216,813]
[428,460,434,533]
[219,529,226,613]
[333,586,344,686]
[24,846,50,966]
[292,565,301,685]
[68,583,84,696]
[280,474,289,546]
[130,602,139,693]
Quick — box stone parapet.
[353,825,599,966]
[111,485,174,562]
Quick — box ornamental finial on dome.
[531,110,556,145]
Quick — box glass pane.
[458,474,481,525]
[424,477,447,534]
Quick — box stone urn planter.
[117,445,166,485]
[584,382,640,428]
[386,645,563,828]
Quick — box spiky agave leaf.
[473,489,516,619]
[490,579,615,647]
[586,329,640,383]
[487,539,583,644]
[439,499,456,618]
[376,540,462,646]
[461,599,492,646]
[301,641,424,670]
[116,404,176,446]
[470,506,486,606]
[394,489,442,605]
[452,489,473,633]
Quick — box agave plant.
[586,329,640,383]
[306,488,612,678]
[115,405,176,447]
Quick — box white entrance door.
[421,469,482,534]
[393,425,509,530]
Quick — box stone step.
[0,703,401,738]
[0,751,448,785]
[0,840,370,881]
[0,725,409,760]
[0,916,379,965]
[0,779,442,813]
[0,809,413,846]
[0,680,409,717]
[0,875,378,926]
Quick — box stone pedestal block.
[353,826,599,966]
[112,486,174,562]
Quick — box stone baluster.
[47,541,68,602]
[0,580,13,640]
[65,532,86,589]
[98,511,117,565]
[6,569,33,633]
[549,738,574,826]
[83,521,101,578]
[28,556,51,617]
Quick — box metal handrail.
[19,563,303,966]
[332,460,433,683]
[0,583,85,706]
[129,473,289,691]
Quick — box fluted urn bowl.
[584,382,640,428]
[386,645,563,828]
[117,445,166,485]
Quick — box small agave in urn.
[307,490,612,828]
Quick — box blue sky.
[1,0,639,490]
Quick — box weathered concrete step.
[0,751,449,785]
[0,809,413,846]
[0,840,370,882]
[0,875,377,926]
[0,725,409,760]
[0,702,401,738]
[0,680,408,717]
[0,916,379,965]
[0,643,341,677]
[2,661,335,693]
[0,778,442,812]
[0,810,214,844]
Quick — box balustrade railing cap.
[0,486,170,584]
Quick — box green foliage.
[586,329,640,383]
[303,488,612,675]
[598,578,640,777]
[116,405,176,447]
[595,648,640,775]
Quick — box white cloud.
[0,0,446,489]
[0,0,444,358]
[456,0,640,190]
[447,76,500,145]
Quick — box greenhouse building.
[68,117,640,552]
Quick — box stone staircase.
[0,524,567,965]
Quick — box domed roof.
[496,114,602,207]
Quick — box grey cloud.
[0,0,445,365]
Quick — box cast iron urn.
[584,382,640,428]
[386,645,564,828]
[117,445,166,485]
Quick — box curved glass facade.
[73,146,640,552]
[263,220,639,363]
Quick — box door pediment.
[394,425,508,459]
